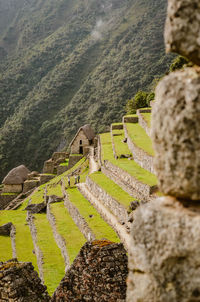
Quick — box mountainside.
[0,0,172,180]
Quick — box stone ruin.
[127,1,200,301]
[52,240,128,302]
[0,259,50,302]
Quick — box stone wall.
[122,116,138,123]
[70,129,90,154]
[102,160,156,201]
[3,184,22,193]
[111,124,123,130]
[51,240,128,302]
[0,260,50,302]
[124,123,154,174]
[86,176,130,230]
[68,155,83,170]
[136,110,151,137]
[0,194,18,210]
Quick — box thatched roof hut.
[2,165,30,185]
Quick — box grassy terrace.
[19,158,88,209]
[125,123,154,156]
[141,112,151,128]
[67,187,120,243]
[89,172,135,209]
[0,211,37,269]
[34,213,65,295]
[50,203,86,263]
[0,235,12,261]
[100,133,157,186]
[112,129,131,157]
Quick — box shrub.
[146,92,155,107]
[134,91,148,109]
[169,56,189,72]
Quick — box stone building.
[2,165,30,193]
[70,124,95,155]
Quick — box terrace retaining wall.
[137,110,151,137]
[124,124,154,173]
[86,176,130,230]
[102,161,156,202]
[51,240,128,302]
[0,194,17,210]
[0,260,50,302]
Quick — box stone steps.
[77,182,131,250]
[124,122,154,173]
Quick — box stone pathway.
[89,155,99,174]
[77,183,131,251]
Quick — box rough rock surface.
[151,67,200,200]
[0,259,50,301]
[25,202,47,214]
[127,196,200,302]
[0,222,13,236]
[52,240,128,302]
[165,0,200,65]
[2,165,30,185]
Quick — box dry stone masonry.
[52,240,128,302]
[127,0,200,301]
[165,0,200,65]
[0,260,50,302]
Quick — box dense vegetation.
[0,0,173,180]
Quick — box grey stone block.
[165,0,200,65]
[152,68,200,200]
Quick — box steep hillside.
[0,0,172,180]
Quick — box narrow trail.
[89,155,99,174]
[77,183,131,251]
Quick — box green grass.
[112,123,123,126]
[59,159,69,167]
[0,211,38,270]
[1,193,18,196]
[112,129,131,157]
[100,133,157,186]
[125,123,154,156]
[0,235,13,261]
[124,114,138,118]
[141,113,151,128]
[34,213,65,295]
[50,202,86,263]
[89,172,135,209]
[67,188,120,242]
[47,184,63,197]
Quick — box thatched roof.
[2,165,30,185]
[70,124,95,146]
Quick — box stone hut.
[2,165,30,193]
[70,124,95,155]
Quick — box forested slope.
[0,0,172,180]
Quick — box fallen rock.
[0,223,13,236]
[47,195,63,204]
[25,202,46,214]
[127,196,200,302]
[165,0,200,65]
[152,68,200,200]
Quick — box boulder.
[152,68,200,200]
[0,223,13,236]
[2,165,30,185]
[165,0,200,65]
[127,196,200,302]
[25,202,46,214]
